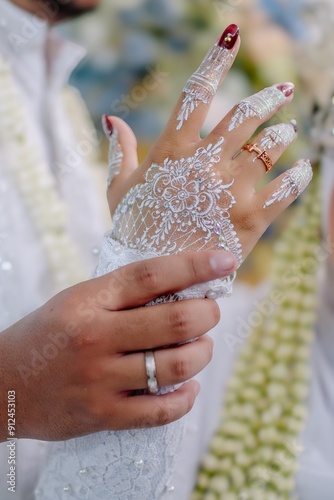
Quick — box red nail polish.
[102,114,113,136]
[276,82,295,97]
[218,24,239,50]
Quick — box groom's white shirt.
[0,2,106,498]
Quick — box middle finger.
[208,82,295,157]
[102,298,220,353]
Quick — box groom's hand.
[0,250,236,442]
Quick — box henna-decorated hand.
[103,24,312,286]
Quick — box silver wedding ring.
[144,350,159,395]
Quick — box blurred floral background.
[59,0,334,283]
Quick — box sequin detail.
[176,43,235,131]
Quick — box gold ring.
[242,143,273,173]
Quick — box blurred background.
[59,0,334,283]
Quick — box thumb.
[102,115,139,213]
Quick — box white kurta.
[0,2,107,498]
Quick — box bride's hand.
[103,24,312,269]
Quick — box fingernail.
[276,82,295,97]
[102,114,113,137]
[218,24,239,50]
[210,252,236,274]
[290,119,298,133]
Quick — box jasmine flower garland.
[193,167,320,500]
[0,53,85,292]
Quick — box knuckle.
[134,261,162,292]
[70,328,101,352]
[172,355,190,380]
[168,305,191,336]
[154,401,177,426]
[80,363,104,384]
[80,396,108,428]
[187,254,201,282]
[83,394,122,430]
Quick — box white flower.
[209,476,229,494]
[266,383,287,400]
[202,454,218,471]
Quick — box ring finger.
[111,335,213,392]
[232,120,298,189]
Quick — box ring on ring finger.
[144,350,159,395]
[242,142,273,173]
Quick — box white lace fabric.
[35,421,185,499]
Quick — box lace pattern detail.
[35,422,186,499]
[111,137,242,267]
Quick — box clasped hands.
[0,24,312,442]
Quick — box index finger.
[95,250,237,310]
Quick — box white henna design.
[102,121,123,187]
[263,160,313,208]
[260,123,296,150]
[111,137,242,267]
[228,87,286,132]
[176,43,235,131]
